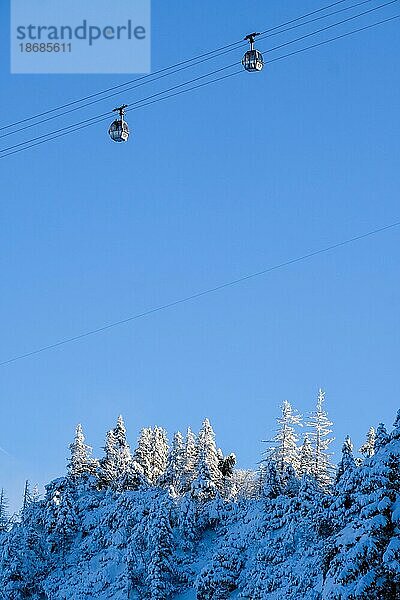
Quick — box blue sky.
[1,0,399,511]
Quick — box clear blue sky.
[1,0,399,512]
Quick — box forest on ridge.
[0,389,399,599]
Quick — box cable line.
[0,0,376,141]
[0,46,243,134]
[0,0,379,134]
[1,220,398,367]
[257,0,399,55]
[264,13,400,64]
[0,64,241,155]
[259,0,375,38]
[258,0,356,35]
[0,47,241,140]
[0,12,398,160]
[0,0,393,142]
[1,1,397,157]
[0,0,378,141]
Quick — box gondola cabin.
[242,33,264,72]
[109,105,130,142]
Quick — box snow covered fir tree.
[1,390,400,599]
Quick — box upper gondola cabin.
[109,105,130,143]
[242,33,264,72]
